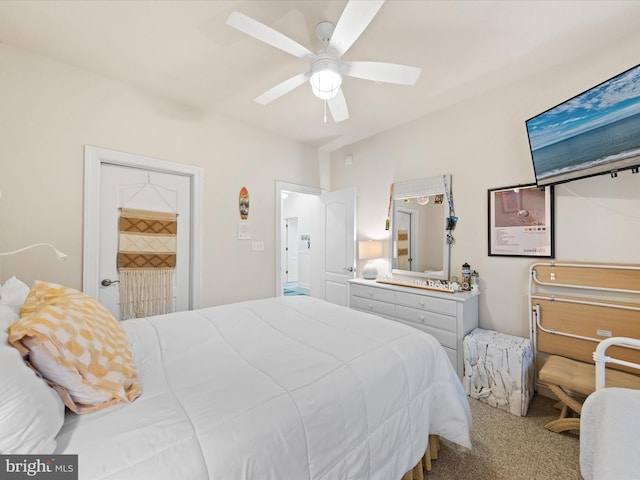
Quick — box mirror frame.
[390,174,452,281]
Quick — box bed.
[1,278,472,480]
[580,337,640,480]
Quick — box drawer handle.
[367,291,374,297]
[368,304,374,310]
[419,300,425,307]
[419,315,425,321]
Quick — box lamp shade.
[359,240,384,260]
[309,56,342,100]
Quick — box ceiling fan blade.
[329,0,385,57]
[344,61,421,85]
[328,89,349,123]
[227,11,313,60]
[254,72,310,105]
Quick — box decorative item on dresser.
[348,278,479,378]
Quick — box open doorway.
[275,182,321,297]
[275,181,356,305]
[394,205,418,271]
[285,217,299,285]
[283,216,309,296]
[279,189,320,297]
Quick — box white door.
[395,208,416,271]
[285,217,299,283]
[97,165,191,319]
[83,146,203,320]
[319,188,356,306]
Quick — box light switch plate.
[238,221,250,239]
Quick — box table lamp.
[359,240,384,280]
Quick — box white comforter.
[54,296,471,480]
[580,387,640,480]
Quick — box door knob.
[344,267,355,272]
[101,278,120,287]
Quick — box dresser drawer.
[348,278,479,380]
[395,319,457,349]
[395,305,456,333]
[350,283,396,303]
[350,295,395,318]
[395,291,457,316]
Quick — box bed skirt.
[401,435,441,480]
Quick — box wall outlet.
[252,241,265,251]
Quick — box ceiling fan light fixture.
[310,57,342,100]
[228,2,419,123]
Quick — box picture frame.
[488,183,554,257]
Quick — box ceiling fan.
[226,0,421,123]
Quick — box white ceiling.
[1,0,639,151]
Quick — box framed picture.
[488,183,554,257]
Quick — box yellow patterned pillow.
[8,281,141,414]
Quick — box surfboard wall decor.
[239,186,249,220]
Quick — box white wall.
[0,44,320,307]
[330,30,640,338]
[2,30,639,329]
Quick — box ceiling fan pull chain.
[323,99,328,123]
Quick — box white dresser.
[348,278,479,378]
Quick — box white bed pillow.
[0,276,30,315]
[24,339,113,405]
[0,327,65,454]
[0,305,18,331]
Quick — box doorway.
[395,206,418,271]
[283,216,309,296]
[275,181,356,306]
[277,185,320,297]
[83,146,203,319]
[285,217,300,284]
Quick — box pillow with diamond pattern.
[9,281,141,414]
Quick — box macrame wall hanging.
[117,208,177,320]
[396,229,409,270]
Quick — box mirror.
[390,174,452,281]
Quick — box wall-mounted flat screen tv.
[526,64,640,186]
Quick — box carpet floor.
[426,395,581,479]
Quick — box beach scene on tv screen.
[527,64,640,185]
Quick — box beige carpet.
[426,395,581,479]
